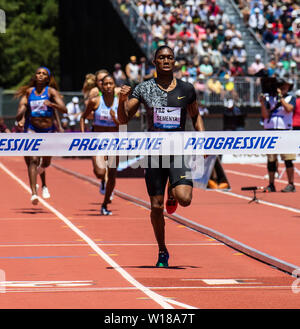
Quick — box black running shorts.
[144,155,193,196]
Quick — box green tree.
[0,0,59,90]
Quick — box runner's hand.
[44,100,53,107]
[110,109,120,126]
[119,85,132,102]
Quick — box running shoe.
[264,184,276,192]
[100,179,106,195]
[166,198,178,214]
[281,183,296,192]
[31,194,39,205]
[218,182,229,189]
[42,186,50,199]
[208,179,218,189]
[156,251,169,268]
[166,186,178,214]
[100,205,112,216]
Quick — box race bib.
[30,100,47,113]
[96,108,116,126]
[30,100,52,117]
[153,107,181,129]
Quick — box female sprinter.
[84,69,118,196]
[80,74,120,215]
[15,67,67,205]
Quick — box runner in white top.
[80,74,120,215]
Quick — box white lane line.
[0,162,185,309]
[225,169,300,187]
[0,243,223,248]
[215,167,300,213]
[1,285,293,293]
[215,188,300,214]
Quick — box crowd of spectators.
[117,0,300,103]
[237,0,300,70]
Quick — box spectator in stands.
[232,40,247,71]
[288,61,298,80]
[209,0,221,17]
[166,25,177,48]
[272,32,286,56]
[113,63,127,87]
[262,23,275,48]
[185,60,197,83]
[186,39,199,64]
[152,19,164,40]
[220,40,234,66]
[139,56,155,81]
[125,56,140,88]
[199,55,213,78]
[293,90,300,130]
[65,96,82,132]
[274,61,285,78]
[198,40,212,59]
[291,38,300,70]
[0,117,10,133]
[137,0,153,17]
[194,73,207,98]
[210,44,223,68]
[266,55,277,77]
[207,76,225,98]
[230,59,245,77]
[150,0,164,21]
[248,7,265,35]
[173,16,185,33]
[248,54,265,75]
[178,26,193,40]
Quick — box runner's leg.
[150,194,167,252]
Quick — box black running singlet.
[131,78,196,131]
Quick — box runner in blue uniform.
[15,67,67,204]
[118,46,205,267]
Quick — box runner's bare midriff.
[30,117,54,129]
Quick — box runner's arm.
[47,88,67,114]
[54,109,64,132]
[80,98,94,132]
[117,85,140,124]
[16,94,28,122]
[187,100,205,131]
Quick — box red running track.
[0,156,300,309]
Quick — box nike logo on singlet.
[177,96,186,100]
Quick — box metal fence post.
[249,78,254,107]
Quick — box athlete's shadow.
[106,265,200,270]
[13,207,50,215]
[74,211,101,217]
